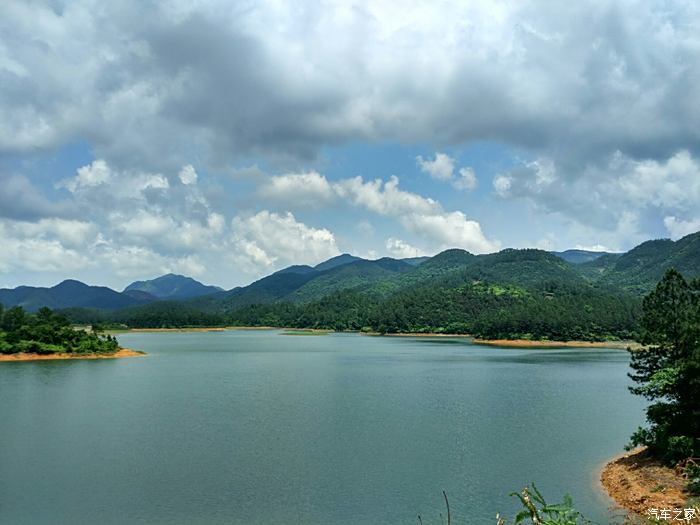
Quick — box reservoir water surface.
[0,331,646,525]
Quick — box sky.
[2,0,700,291]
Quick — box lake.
[0,331,646,525]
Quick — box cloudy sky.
[2,1,700,290]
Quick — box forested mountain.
[552,249,613,264]
[313,253,362,271]
[189,256,414,312]
[578,231,700,294]
[0,280,153,311]
[124,273,223,299]
[3,233,700,340]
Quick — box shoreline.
[107,326,638,348]
[364,332,637,348]
[600,448,699,521]
[474,338,639,349]
[0,348,146,362]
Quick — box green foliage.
[507,484,585,525]
[420,485,587,525]
[628,268,700,470]
[220,279,639,342]
[0,305,119,355]
[112,301,227,328]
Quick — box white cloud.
[386,238,427,258]
[259,171,335,207]
[335,174,498,254]
[9,218,96,247]
[663,216,700,240]
[334,175,439,216]
[416,153,477,191]
[0,223,91,273]
[403,212,499,254]
[231,211,340,274]
[416,153,454,181]
[493,174,512,196]
[455,167,477,191]
[66,159,112,191]
[114,210,174,239]
[494,150,700,246]
[178,165,198,185]
[574,244,612,252]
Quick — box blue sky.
[1,1,700,290]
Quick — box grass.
[280,330,329,336]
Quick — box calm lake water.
[0,331,646,525]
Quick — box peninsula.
[0,305,144,362]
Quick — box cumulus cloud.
[386,238,427,258]
[230,211,340,274]
[403,212,497,254]
[417,153,478,191]
[335,175,499,253]
[9,218,96,248]
[178,165,198,185]
[258,171,335,208]
[416,153,454,181]
[455,167,477,191]
[0,223,91,273]
[664,216,700,241]
[495,150,700,244]
[334,175,438,216]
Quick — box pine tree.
[628,269,700,463]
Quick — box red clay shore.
[367,333,638,348]
[474,338,638,349]
[0,348,146,362]
[600,448,700,522]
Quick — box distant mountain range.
[0,279,151,312]
[551,249,613,264]
[0,274,222,311]
[124,273,223,300]
[1,233,699,317]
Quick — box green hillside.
[24,231,700,340]
[579,232,700,294]
[124,273,222,299]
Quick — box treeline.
[228,280,639,340]
[55,278,641,341]
[0,305,119,355]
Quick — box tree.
[628,268,700,464]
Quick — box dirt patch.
[0,348,146,362]
[601,448,700,522]
[475,339,639,349]
[126,327,227,332]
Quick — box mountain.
[579,232,700,294]
[272,265,316,275]
[286,257,414,303]
[0,280,151,311]
[192,256,413,312]
[313,254,362,271]
[124,273,223,300]
[552,249,613,264]
[401,256,430,266]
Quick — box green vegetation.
[0,305,119,355]
[628,268,700,493]
[421,485,586,525]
